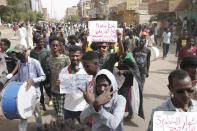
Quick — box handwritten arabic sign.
[59,74,92,94]
[153,111,197,131]
[88,21,117,42]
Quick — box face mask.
[16,52,26,62]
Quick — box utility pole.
[51,0,53,18]
[105,0,109,20]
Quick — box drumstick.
[3,81,9,89]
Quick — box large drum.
[149,46,160,61]
[1,82,37,120]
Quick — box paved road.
[0,28,177,131]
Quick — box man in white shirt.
[56,45,88,121]
[154,23,159,45]
[17,24,27,48]
[162,28,171,60]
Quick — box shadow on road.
[167,60,177,65]
[150,69,172,75]
[124,119,139,127]
[0,118,18,131]
[143,93,169,100]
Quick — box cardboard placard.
[88,21,117,42]
[59,74,92,94]
[153,111,197,131]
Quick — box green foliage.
[64,15,79,23]
[0,0,44,22]
[50,17,59,22]
[7,0,26,22]
[35,12,44,22]
[0,5,10,22]
[25,10,36,22]
[25,11,44,22]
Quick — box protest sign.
[153,111,197,131]
[59,74,92,94]
[88,21,117,42]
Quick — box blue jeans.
[163,43,170,58]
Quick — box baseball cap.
[14,44,27,53]
[141,32,148,36]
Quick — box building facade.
[148,0,197,20]
[42,8,49,21]
[66,6,78,17]
[84,0,152,24]
[78,0,91,19]
[25,0,42,12]
[109,0,152,25]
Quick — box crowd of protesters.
[0,16,197,131]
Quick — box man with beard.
[56,46,88,121]
[147,69,197,131]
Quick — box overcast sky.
[41,0,80,19]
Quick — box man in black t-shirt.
[36,23,43,35]
[0,39,18,77]
[82,30,124,73]
[133,36,151,90]
[97,42,121,71]
[50,27,58,37]
[175,30,187,56]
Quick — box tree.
[7,0,26,22]
[0,0,26,22]
[25,11,44,22]
[50,17,59,22]
[35,11,44,22]
[25,10,36,22]
[0,5,11,22]
[0,0,44,23]
[64,15,79,23]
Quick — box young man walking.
[46,36,70,117]
[133,36,151,90]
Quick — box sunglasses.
[51,44,60,47]
[175,88,194,94]
[98,46,107,49]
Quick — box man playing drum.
[8,44,46,131]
